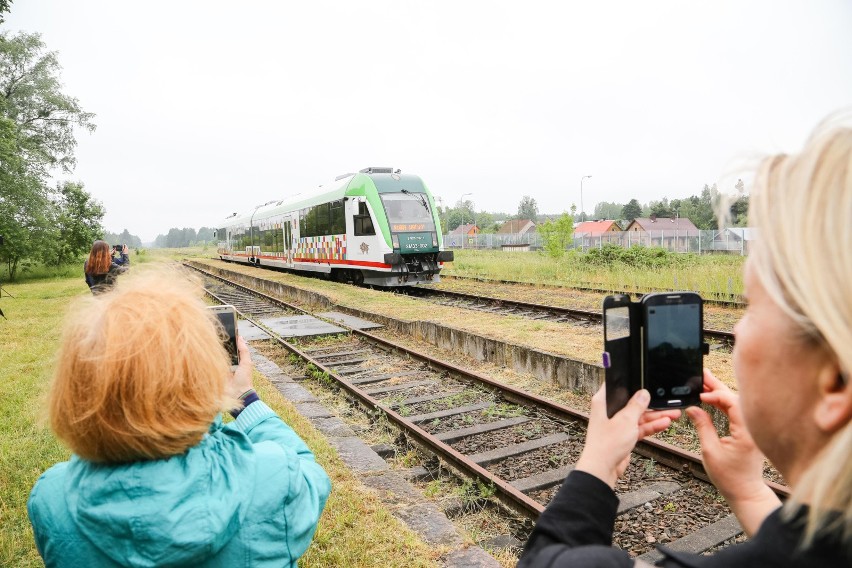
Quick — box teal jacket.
[28,401,331,567]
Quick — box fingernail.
[637,390,650,404]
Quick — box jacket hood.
[64,418,256,567]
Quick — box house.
[573,220,623,248]
[573,220,622,236]
[622,216,699,251]
[496,219,536,236]
[710,227,756,254]
[447,223,479,248]
[449,223,479,237]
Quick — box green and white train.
[216,167,454,287]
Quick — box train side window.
[303,207,316,237]
[330,200,345,234]
[354,201,375,236]
[316,203,330,235]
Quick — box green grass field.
[0,259,440,567]
[443,248,746,299]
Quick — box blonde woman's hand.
[576,385,681,488]
[229,336,254,398]
[686,369,780,535]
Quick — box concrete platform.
[248,346,501,568]
[316,311,383,330]
[259,315,346,338]
[238,319,271,341]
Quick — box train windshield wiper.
[400,189,430,212]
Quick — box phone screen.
[213,309,239,366]
[644,301,702,407]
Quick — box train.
[215,167,454,287]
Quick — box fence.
[443,229,753,255]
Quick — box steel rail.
[440,274,747,308]
[410,287,735,345]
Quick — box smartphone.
[208,305,240,368]
[641,292,704,409]
[603,294,643,417]
[603,292,706,416]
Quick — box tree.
[648,198,672,218]
[474,211,495,233]
[197,226,216,243]
[621,199,642,221]
[1,32,95,175]
[0,32,96,278]
[592,201,624,220]
[0,172,49,278]
[731,195,749,227]
[0,1,11,24]
[538,213,574,258]
[517,195,538,222]
[41,181,105,266]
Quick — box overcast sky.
[5,1,851,242]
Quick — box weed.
[643,458,657,477]
[455,477,496,504]
[482,404,523,419]
[397,450,420,468]
[424,479,444,498]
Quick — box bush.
[582,244,695,269]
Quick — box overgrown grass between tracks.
[0,272,441,568]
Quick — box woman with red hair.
[83,240,125,294]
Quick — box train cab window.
[354,201,375,236]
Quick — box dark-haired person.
[28,267,331,567]
[111,243,130,266]
[83,240,125,294]
[518,119,852,567]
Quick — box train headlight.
[392,234,400,249]
[431,232,438,247]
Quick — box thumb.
[686,406,720,451]
[620,389,650,422]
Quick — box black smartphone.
[208,304,240,368]
[603,294,639,418]
[641,292,704,409]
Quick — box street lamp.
[580,175,592,222]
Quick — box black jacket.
[83,261,125,295]
[518,470,850,567]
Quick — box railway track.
[402,286,736,347]
[189,264,784,560]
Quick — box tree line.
[439,184,748,235]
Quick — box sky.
[5,1,852,243]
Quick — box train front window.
[380,193,435,232]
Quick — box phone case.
[602,295,642,417]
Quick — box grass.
[443,248,746,299]
[0,270,441,568]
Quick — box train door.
[283,213,295,268]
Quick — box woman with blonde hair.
[519,120,852,566]
[28,267,331,567]
[83,239,125,294]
